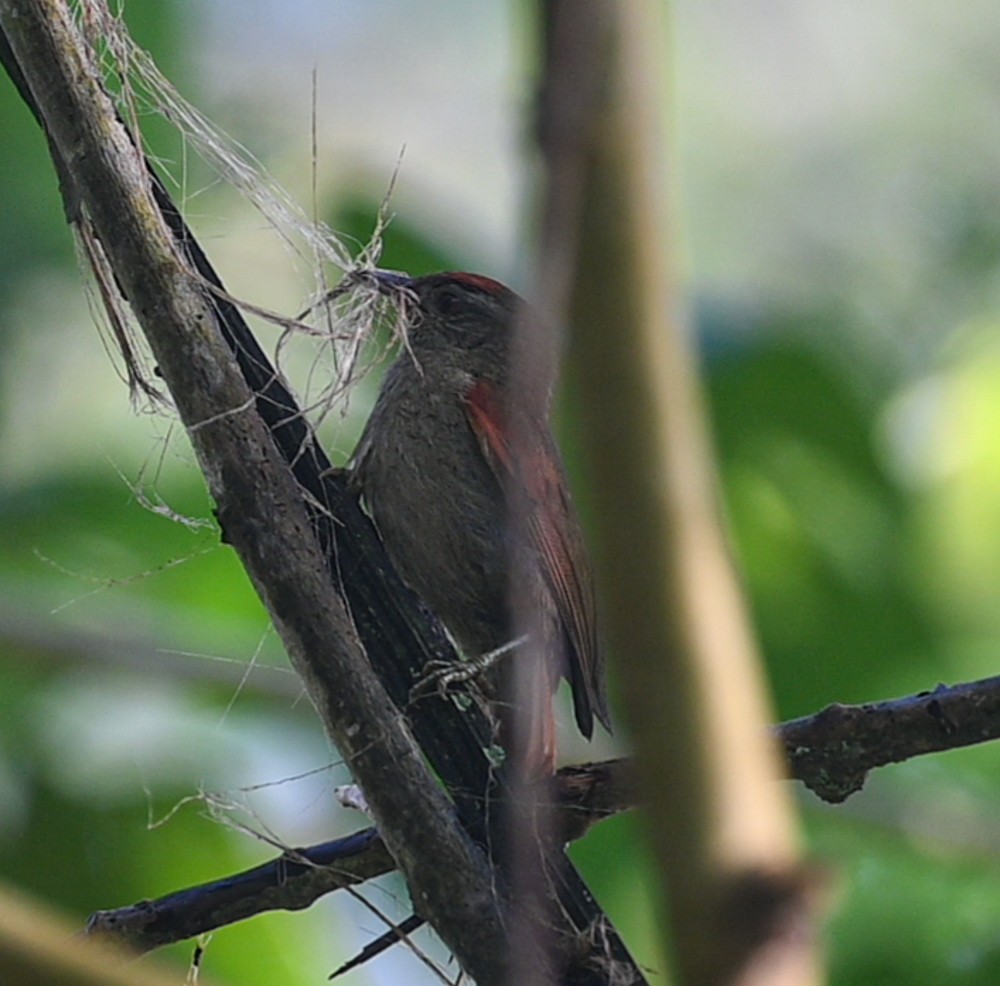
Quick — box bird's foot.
[409,635,528,701]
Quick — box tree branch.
[85,830,395,953]
[84,760,636,954]
[778,676,1000,803]
[0,3,652,982]
[83,669,1000,953]
[0,3,509,982]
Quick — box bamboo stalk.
[563,3,822,983]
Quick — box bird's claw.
[409,658,477,701]
[408,636,528,702]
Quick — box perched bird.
[350,270,610,774]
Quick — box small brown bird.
[350,271,610,774]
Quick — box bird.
[349,270,610,775]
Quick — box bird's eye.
[433,286,465,317]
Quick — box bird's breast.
[355,377,509,654]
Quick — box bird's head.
[366,270,524,380]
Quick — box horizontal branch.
[85,761,636,953]
[778,675,1000,803]
[85,673,1000,952]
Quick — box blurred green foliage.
[5,2,1000,985]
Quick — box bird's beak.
[295,269,415,322]
[365,269,415,295]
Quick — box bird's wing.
[463,379,609,737]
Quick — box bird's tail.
[501,647,559,779]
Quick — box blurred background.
[5,1,1000,983]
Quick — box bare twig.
[85,831,394,953]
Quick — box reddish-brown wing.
[463,379,609,738]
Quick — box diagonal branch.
[0,3,509,982]
[0,3,647,982]
[85,830,395,953]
